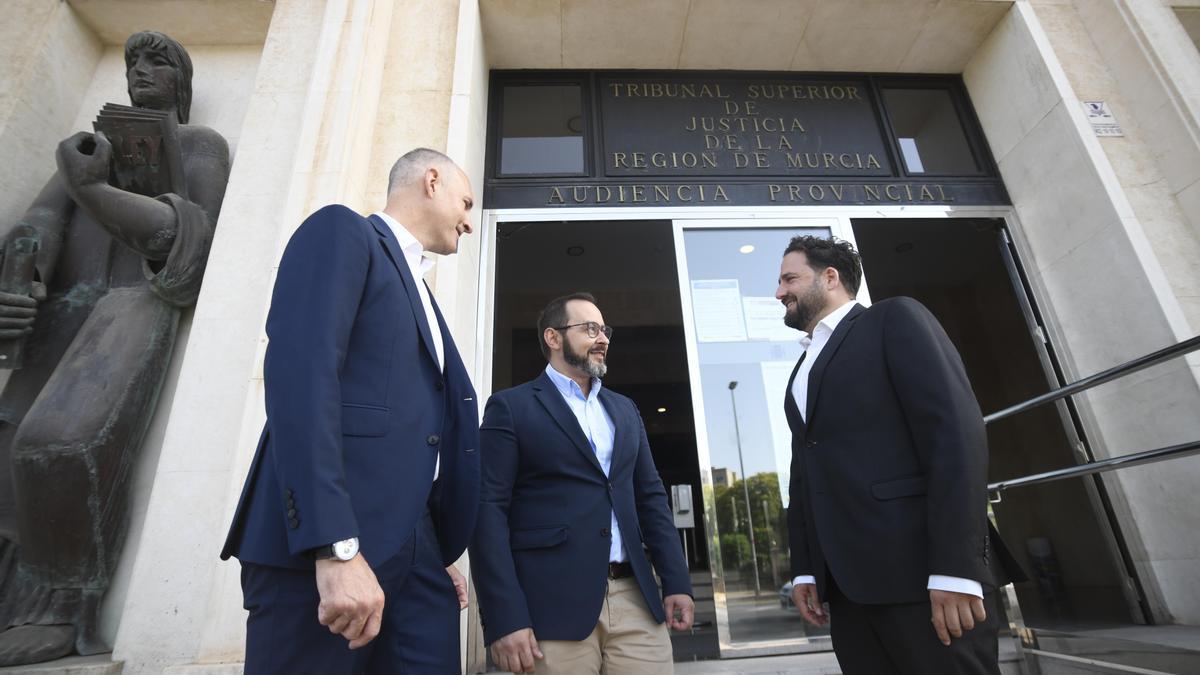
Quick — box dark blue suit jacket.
[221,205,479,570]
[469,372,692,644]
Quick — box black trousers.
[241,512,460,674]
[827,572,1001,675]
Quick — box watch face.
[333,538,359,561]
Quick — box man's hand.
[791,583,828,627]
[664,594,694,631]
[315,554,385,649]
[446,564,468,610]
[0,282,44,340]
[490,627,543,674]
[929,589,986,646]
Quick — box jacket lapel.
[597,387,632,472]
[369,215,440,370]
[533,372,605,476]
[805,303,866,423]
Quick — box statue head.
[124,31,193,124]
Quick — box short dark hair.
[536,292,598,359]
[783,235,863,296]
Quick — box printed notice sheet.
[691,279,748,342]
[742,296,803,342]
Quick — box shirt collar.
[799,300,859,349]
[545,363,602,401]
[373,211,434,275]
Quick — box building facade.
[2,0,1200,672]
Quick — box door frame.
[472,203,1140,658]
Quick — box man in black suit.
[470,293,693,674]
[778,236,1002,674]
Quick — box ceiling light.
[656,407,667,413]
[739,245,755,254]
[566,245,585,256]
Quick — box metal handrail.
[988,440,1200,494]
[983,335,1200,425]
[983,335,1200,495]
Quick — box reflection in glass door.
[672,219,862,655]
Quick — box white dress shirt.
[373,212,444,480]
[788,300,982,599]
[544,364,626,563]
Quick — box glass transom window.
[499,85,586,175]
[883,88,978,175]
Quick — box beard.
[564,340,608,379]
[782,279,826,332]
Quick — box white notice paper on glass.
[690,279,748,342]
[743,296,803,342]
[761,360,797,509]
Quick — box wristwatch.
[313,537,359,561]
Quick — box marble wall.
[966,1,1200,624]
[3,0,1200,672]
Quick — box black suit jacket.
[469,372,692,644]
[786,297,1003,605]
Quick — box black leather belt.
[608,562,633,579]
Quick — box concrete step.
[674,635,1025,674]
[1029,627,1200,674]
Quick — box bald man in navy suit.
[222,148,480,673]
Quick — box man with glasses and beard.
[470,292,693,674]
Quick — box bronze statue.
[0,31,230,665]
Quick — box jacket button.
[287,508,297,518]
[288,517,300,529]
[427,435,440,446]
[435,381,445,391]
[601,527,610,537]
[465,447,476,453]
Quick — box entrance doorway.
[482,210,1141,662]
[851,218,1140,630]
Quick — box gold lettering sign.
[547,183,954,205]
[603,77,891,179]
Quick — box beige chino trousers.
[521,576,674,675]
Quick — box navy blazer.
[469,372,692,644]
[221,205,480,570]
[785,298,1004,604]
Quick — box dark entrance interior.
[851,217,1136,630]
[491,220,720,661]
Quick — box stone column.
[966,1,1200,625]
[110,1,401,671]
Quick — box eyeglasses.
[554,321,614,340]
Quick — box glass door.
[672,218,864,655]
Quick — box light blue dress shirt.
[544,363,626,563]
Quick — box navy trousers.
[241,512,459,674]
